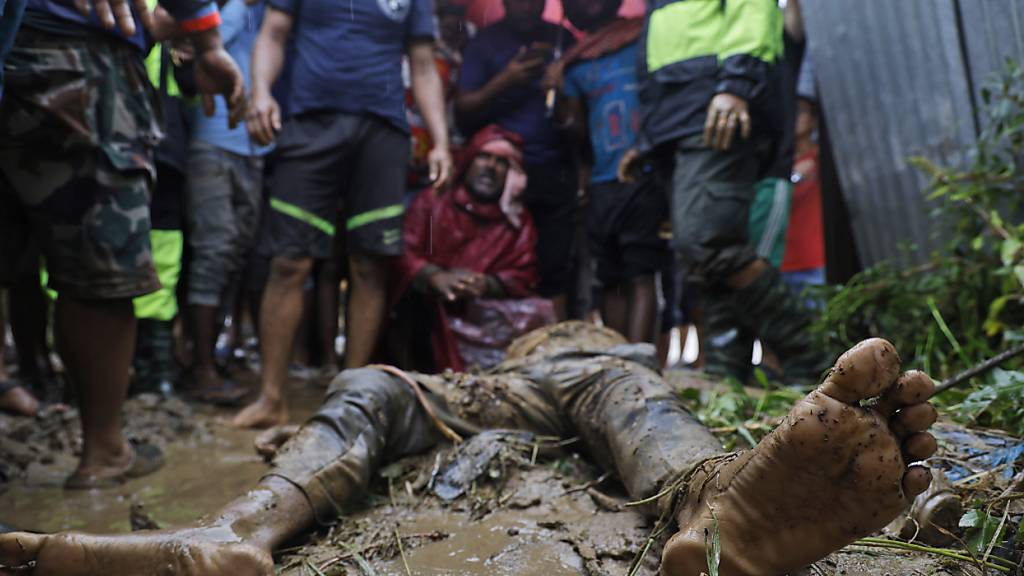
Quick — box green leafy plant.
[812,61,1024,433]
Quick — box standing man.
[185,0,273,404]
[238,0,453,428]
[620,0,827,382]
[0,0,245,487]
[455,0,576,319]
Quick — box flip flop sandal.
[64,441,165,490]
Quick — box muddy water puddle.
[0,379,325,534]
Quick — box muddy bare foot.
[228,396,288,429]
[0,384,39,417]
[253,424,299,460]
[662,338,938,576]
[0,527,273,576]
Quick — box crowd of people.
[0,0,827,484]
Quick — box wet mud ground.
[0,371,972,575]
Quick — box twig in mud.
[853,537,1014,572]
[304,559,328,576]
[982,505,1010,569]
[586,487,622,512]
[315,532,449,573]
[953,463,1010,487]
[395,529,412,576]
[561,471,612,496]
[934,341,1024,396]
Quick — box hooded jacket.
[637,0,784,153]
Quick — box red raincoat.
[394,126,542,371]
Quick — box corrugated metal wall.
[801,0,995,266]
[959,0,1024,130]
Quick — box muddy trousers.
[267,338,722,524]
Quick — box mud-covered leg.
[0,368,445,576]
[499,322,723,504]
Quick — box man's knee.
[347,253,388,288]
[324,368,409,413]
[269,256,314,285]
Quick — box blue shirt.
[458,20,573,166]
[268,0,435,132]
[191,0,273,156]
[562,42,641,184]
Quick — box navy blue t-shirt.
[269,0,436,132]
[458,20,573,166]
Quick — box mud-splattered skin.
[662,339,938,576]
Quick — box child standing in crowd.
[552,0,664,344]
[185,0,273,405]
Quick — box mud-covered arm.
[715,0,783,101]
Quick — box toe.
[903,465,932,498]
[819,338,901,404]
[0,533,44,567]
[892,403,938,438]
[903,432,938,462]
[873,371,935,416]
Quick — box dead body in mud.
[0,322,939,576]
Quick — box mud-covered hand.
[428,145,453,191]
[617,147,643,183]
[192,31,247,129]
[75,0,153,36]
[703,93,752,151]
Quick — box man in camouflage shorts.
[0,0,244,488]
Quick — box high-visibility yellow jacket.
[638,0,784,152]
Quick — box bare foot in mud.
[662,338,938,576]
[253,424,299,460]
[228,395,288,429]
[0,385,39,417]
[0,527,274,576]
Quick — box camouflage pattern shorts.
[0,26,161,300]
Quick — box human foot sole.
[662,338,938,576]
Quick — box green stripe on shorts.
[346,204,404,231]
[270,197,336,236]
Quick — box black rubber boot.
[731,267,832,385]
[702,288,753,383]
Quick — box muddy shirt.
[268,0,435,132]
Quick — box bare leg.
[56,296,137,484]
[662,339,937,576]
[600,286,627,337]
[625,275,657,344]
[0,290,39,417]
[0,477,311,576]
[230,256,312,429]
[343,253,388,369]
